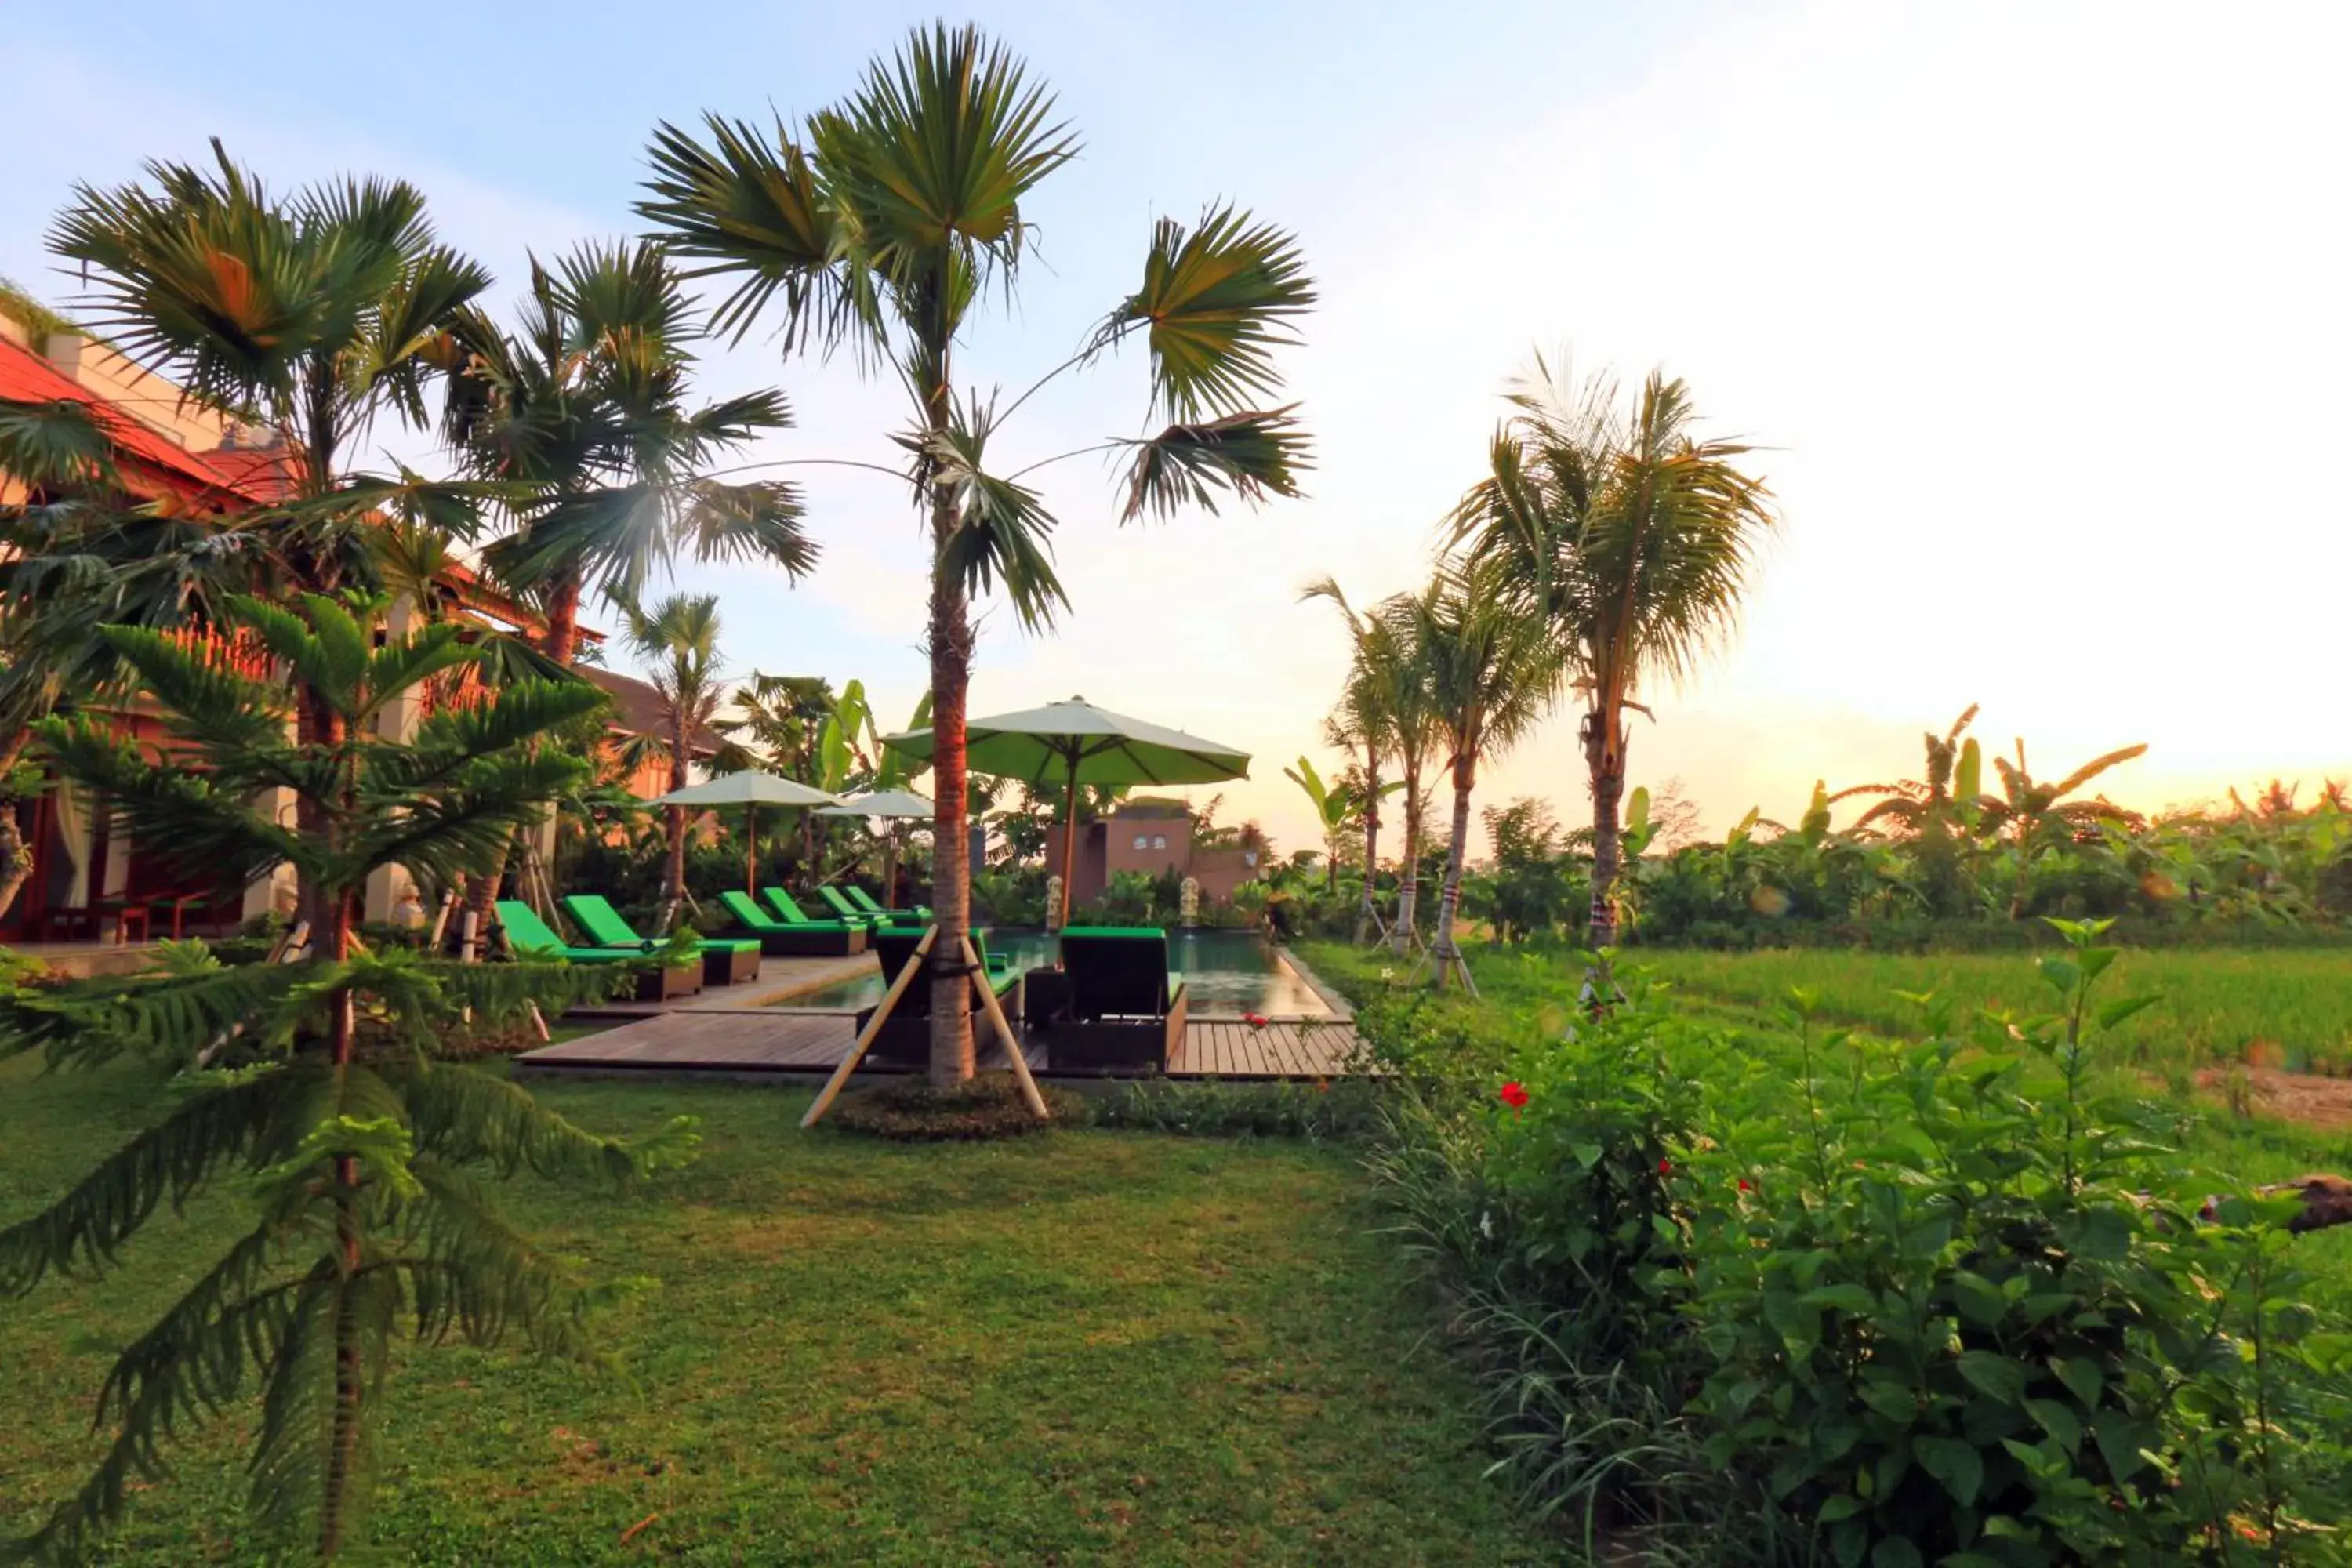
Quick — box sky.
[7,1,2348,858]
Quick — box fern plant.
[0,593,698,1563]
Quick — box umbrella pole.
[746,804,758,896]
[1057,750,1080,935]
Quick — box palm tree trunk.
[661,724,688,927]
[926,557,977,1087]
[1392,764,1421,956]
[1432,757,1475,987]
[1356,753,1381,944]
[1584,713,1628,949]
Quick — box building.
[1,301,691,946]
[1046,799,1265,908]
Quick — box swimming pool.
[771,928,1334,1018]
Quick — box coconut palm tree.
[1412,558,1562,990]
[1449,354,1777,949]
[638,24,1313,1087]
[615,593,729,924]
[1301,577,1415,942]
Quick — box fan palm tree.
[615,593,728,924]
[47,141,493,932]
[638,24,1314,1087]
[450,241,815,667]
[1412,558,1562,990]
[1979,738,2148,918]
[1449,354,1777,949]
[443,241,814,927]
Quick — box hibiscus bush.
[1364,927,2352,1563]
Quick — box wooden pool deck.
[517,1011,1359,1083]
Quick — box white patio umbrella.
[653,772,841,894]
[817,789,936,909]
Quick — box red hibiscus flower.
[1243,1011,1270,1030]
[1498,1081,1529,1112]
[1737,1178,1754,1193]
[1657,1158,1674,1176]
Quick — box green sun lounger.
[858,927,1025,1067]
[560,893,762,985]
[718,889,868,957]
[845,884,932,924]
[762,886,879,931]
[495,900,700,1002]
[817,883,915,929]
[1041,926,1188,1073]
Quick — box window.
[1152,835,1168,851]
[1133,834,1149,850]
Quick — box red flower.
[1498,1081,1529,1112]
[1657,1158,1674,1176]
[1737,1178,1754,1193]
[1243,1011,1269,1030]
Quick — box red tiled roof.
[585,666,724,756]
[196,443,303,503]
[0,336,249,505]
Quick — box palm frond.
[0,397,120,493]
[1100,204,1314,421]
[1116,406,1311,523]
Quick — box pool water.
[774,928,1332,1018]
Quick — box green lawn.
[1,1055,1552,1566]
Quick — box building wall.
[1047,809,1264,908]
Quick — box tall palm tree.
[1412,558,1561,990]
[1450,354,1777,949]
[638,24,1313,1087]
[615,593,728,924]
[444,241,814,926]
[451,241,815,666]
[48,142,492,932]
[1301,577,1408,942]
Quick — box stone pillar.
[363,597,423,924]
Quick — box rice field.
[1626,946,2352,1075]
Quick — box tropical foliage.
[0,595,695,1561]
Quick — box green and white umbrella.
[654,772,841,894]
[882,696,1250,927]
[813,788,935,819]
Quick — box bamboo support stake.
[800,924,937,1129]
[964,934,1048,1120]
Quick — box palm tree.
[1301,577,1410,942]
[1979,739,2148,918]
[1449,354,1777,949]
[48,142,492,932]
[1412,558,1562,990]
[1849,705,1985,916]
[714,671,838,872]
[451,241,815,667]
[638,24,1313,1087]
[1283,753,1359,894]
[615,593,728,924]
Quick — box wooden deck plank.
[521,1009,1357,1080]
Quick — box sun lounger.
[1041,926,1187,1073]
[717,889,870,957]
[844,884,933,924]
[495,899,700,1002]
[857,927,1025,1067]
[560,893,761,985]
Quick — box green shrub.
[1096,1074,1385,1141]
[1358,926,2352,1563]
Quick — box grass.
[1303,937,2352,1304]
[0,1054,1554,1566]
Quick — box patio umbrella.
[653,772,841,894]
[816,789,936,908]
[882,696,1250,929]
